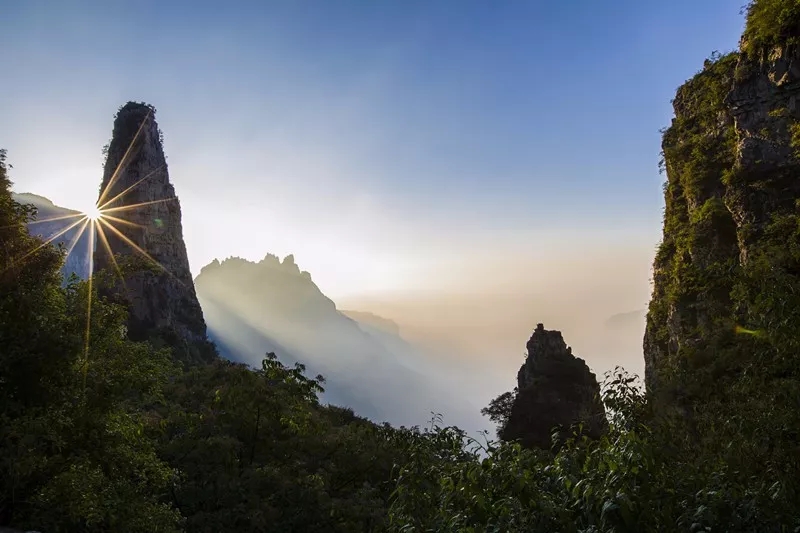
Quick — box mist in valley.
[194,237,653,437]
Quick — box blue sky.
[1,0,745,300]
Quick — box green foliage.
[1,154,182,532]
[742,0,800,55]
[789,121,800,153]
[156,355,406,532]
[389,371,800,532]
[480,387,517,437]
[0,150,69,413]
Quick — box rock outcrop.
[501,324,606,450]
[93,102,214,363]
[644,15,800,403]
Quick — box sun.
[84,204,104,221]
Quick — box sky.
[1,0,746,386]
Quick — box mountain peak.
[209,254,315,282]
[196,254,332,315]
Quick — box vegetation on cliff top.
[742,0,800,54]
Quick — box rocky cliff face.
[645,12,800,403]
[94,102,214,363]
[501,324,606,450]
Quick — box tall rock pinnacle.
[94,102,214,363]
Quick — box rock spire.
[501,324,606,450]
[93,102,214,363]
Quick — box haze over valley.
[15,188,650,433]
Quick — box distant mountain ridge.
[14,192,62,208]
[604,309,646,331]
[340,310,401,336]
[194,254,474,427]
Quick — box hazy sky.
[1,1,743,305]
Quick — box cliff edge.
[645,2,800,408]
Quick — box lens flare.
[735,324,764,338]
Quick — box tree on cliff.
[481,388,516,430]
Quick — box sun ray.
[98,164,165,211]
[37,216,90,248]
[0,211,85,230]
[3,215,90,273]
[101,213,144,229]
[97,217,157,265]
[96,109,152,208]
[62,218,91,260]
[101,197,177,214]
[97,217,185,287]
[82,220,96,398]
[27,212,85,226]
[94,220,127,288]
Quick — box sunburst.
[9,110,182,381]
